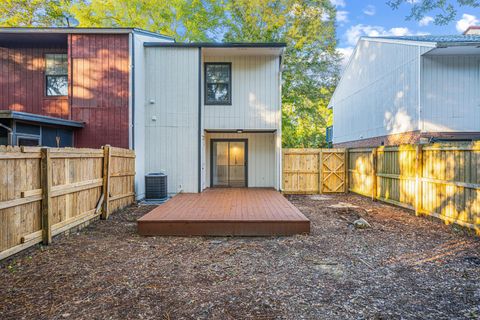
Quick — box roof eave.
[0,110,85,128]
[143,42,287,48]
[360,36,437,47]
[0,27,174,41]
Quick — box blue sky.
[332,0,480,65]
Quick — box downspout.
[198,47,202,193]
[278,52,284,191]
[417,45,422,133]
[130,32,136,149]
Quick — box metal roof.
[0,111,84,128]
[363,34,480,46]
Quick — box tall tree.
[0,0,340,147]
[69,0,224,41]
[0,0,70,26]
[387,0,480,25]
[223,0,339,147]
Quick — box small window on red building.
[45,54,68,96]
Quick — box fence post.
[318,149,323,194]
[414,144,423,216]
[102,145,111,220]
[344,148,349,194]
[371,147,377,201]
[41,147,52,244]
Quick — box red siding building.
[0,28,172,148]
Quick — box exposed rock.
[329,202,359,209]
[309,195,331,201]
[353,218,371,229]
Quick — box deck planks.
[137,188,310,236]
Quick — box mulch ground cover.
[1,193,479,319]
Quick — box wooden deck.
[137,188,310,236]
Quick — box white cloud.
[363,5,376,16]
[389,27,410,36]
[344,24,427,46]
[336,10,349,23]
[330,0,346,8]
[419,16,434,27]
[456,13,479,33]
[337,47,354,69]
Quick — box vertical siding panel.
[203,54,280,130]
[422,55,480,132]
[70,34,129,148]
[144,47,199,193]
[0,46,69,118]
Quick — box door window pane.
[229,142,245,187]
[212,142,229,186]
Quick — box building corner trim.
[198,47,202,193]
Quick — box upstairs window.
[45,54,68,96]
[205,63,231,105]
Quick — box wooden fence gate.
[282,148,346,194]
[320,149,346,193]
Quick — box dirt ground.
[1,194,479,320]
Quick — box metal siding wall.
[70,34,130,148]
[203,55,280,130]
[0,46,69,119]
[421,55,480,132]
[332,40,432,144]
[205,132,276,188]
[144,47,199,194]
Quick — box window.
[205,63,231,105]
[45,54,68,96]
[17,136,40,146]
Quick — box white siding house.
[138,43,285,195]
[329,35,480,147]
[131,31,174,200]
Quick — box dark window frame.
[45,53,68,97]
[210,138,248,188]
[204,62,232,105]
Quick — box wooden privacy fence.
[282,148,346,194]
[348,143,480,234]
[0,145,135,260]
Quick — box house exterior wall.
[203,55,281,131]
[421,55,480,132]
[0,46,69,118]
[205,132,277,189]
[331,39,432,145]
[70,34,130,148]
[144,47,200,194]
[132,33,173,200]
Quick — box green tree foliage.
[0,0,70,26]
[0,0,340,148]
[69,0,224,41]
[387,0,480,25]
[223,0,339,148]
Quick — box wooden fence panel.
[348,148,373,197]
[282,148,347,194]
[282,149,321,194]
[376,146,416,208]
[348,142,480,234]
[0,145,135,260]
[109,147,135,212]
